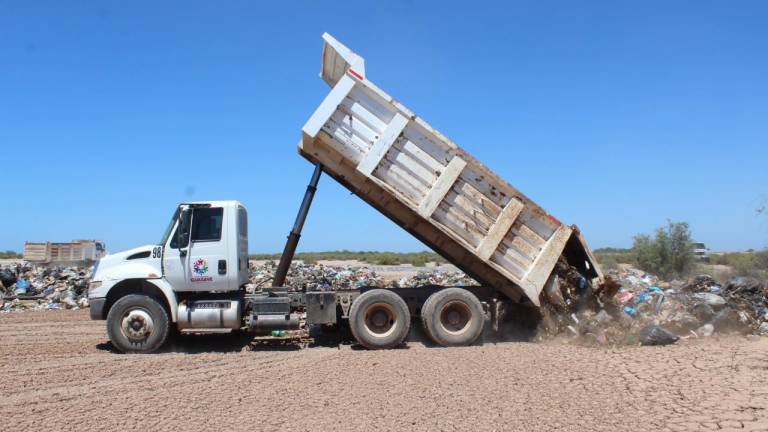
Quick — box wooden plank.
[374,160,424,205]
[339,98,387,135]
[384,148,435,188]
[400,140,442,173]
[346,87,397,127]
[302,74,356,139]
[377,157,429,197]
[418,156,466,218]
[458,167,511,209]
[496,242,533,271]
[521,224,573,306]
[357,113,408,176]
[403,124,453,166]
[500,234,536,263]
[334,103,379,143]
[510,223,546,249]
[508,233,539,260]
[518,209,558,239]
[442,190,494,230]
[431,206,483,247]
[454,180,501,219]
[475,199,524,260]
[489,249,526,279]
[436,200,488,239]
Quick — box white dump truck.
[88,34,601,353]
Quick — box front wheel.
[106,294,170,354]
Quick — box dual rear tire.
[421,288,484,347]
[348,288,484,349]
[349,289,411,350]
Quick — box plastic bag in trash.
[639,324,679,346]
[758,322,768,335]
[693,292,727,309]
[60,290,78,308]
[697,323,715,337]
[615,291,634,305]
[725,276,764,294]
[13,278,30,296]
[0,269,17,289]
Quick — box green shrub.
[596,254,619,271]
[632,221,694,279]
[709,250,768,278]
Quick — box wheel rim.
[120,308,155,342]
[363,302,397,338]
[439,301,472,335]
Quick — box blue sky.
[1,1,766,253]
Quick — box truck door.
[163,209,190,292]
[163,206,230,292]
[185,206,229,292]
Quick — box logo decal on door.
[191,258,213,282]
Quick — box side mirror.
[177,208,192,254]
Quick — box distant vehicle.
[23,239,106,265]
[693,242,710,263]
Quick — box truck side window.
[192,207,223,242]
[169,225,180,248]
[238,207,248,237]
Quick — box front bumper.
[89,297,107,320]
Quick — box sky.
[1,0,767,254]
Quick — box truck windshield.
[160,207,181,245]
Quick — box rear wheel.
[422,288,484,347]
[106,294,170,354]
[349,289,410,349]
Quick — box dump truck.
[87,34,601,353]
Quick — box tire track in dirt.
[1,310,767,431]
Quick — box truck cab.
[88,201,250,352]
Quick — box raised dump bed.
[300,34,600,306]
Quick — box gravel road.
[1,310,767,431]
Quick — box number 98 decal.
[152,246,163,258]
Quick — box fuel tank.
[177,300,242,330]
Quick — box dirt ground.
[1,310,767,432]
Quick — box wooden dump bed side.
[300,34,600,305]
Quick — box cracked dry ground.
[1,310,767,431]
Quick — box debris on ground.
[549,265,768,346]
[639,324,680,346]
[4,259,765,348]
[1,262,92,312]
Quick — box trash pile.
[248,261,476,291]
[0,263,92,312]
[393,270,477,288]
[546,265,768,346]
[5,258,765,347]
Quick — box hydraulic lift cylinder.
[273,163,323,287]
